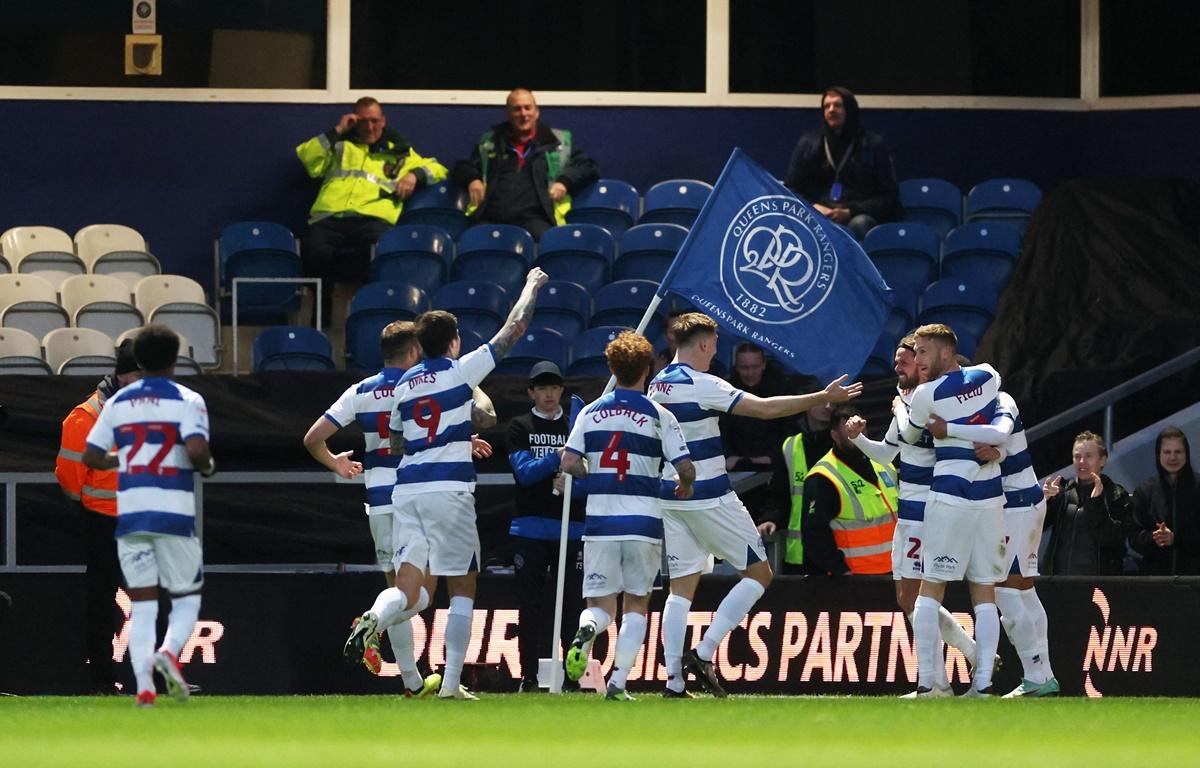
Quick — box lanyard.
[823,137,854,181]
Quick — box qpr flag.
[660,148,889,381]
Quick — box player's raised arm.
[731,374,862,420]
[490,267,550,358]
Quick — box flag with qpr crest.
[659,148,889,382]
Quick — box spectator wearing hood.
[1130,426,1200,575]
[784,86,899,240]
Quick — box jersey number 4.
[600,433,630,482]
[118,422,179,476]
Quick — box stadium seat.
[0,256,10,275]
[0,327,51,374]
[566,179,640,236]
[567,326,628,377]
[452,225,534,298]
[433,281,509,344]
[941,222,1022,291]
[399,182,469,239]
[370,224,453,293]
[1,226,85,288]
[965,178,1042,236]
[613,223,689,283]
[883,286,919,343]
[115,327,202,375]
[917,278,998,342]
[862,222,940,295]
[253,326,336,372]
[134,275,221,367]
[955,328,980,361]
[590,280,665,340]
[216,221,302,315]
[59,274,143,339]
[458,327,486,354]
[491,327,571,376]
[639,180,712,228]
[535,224,614,294]
[529,280,590,338]
[43,327,116,375]
[860,334,899,380]
[344,282,430,372]
[899,179,962,239]
[74,224,161,290]
[0,273,69,339]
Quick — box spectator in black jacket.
[1042,431,1134,575]
[1130,427,1200,575]
[453,88,599,239]
[784,86,899,240]
[506,361,586,692]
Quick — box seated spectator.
[453,88,599,239]
[296,97,447,325]
[784,86,899,240]
[1130,426,1200,575]
[799,406,898,575]
[1042,431,1134,575]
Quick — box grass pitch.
[3,694,1198,767]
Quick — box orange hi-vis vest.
[56,390,117,516]
[807,450,898,574]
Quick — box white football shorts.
[921,498,1006,584]
[118,533,203,594]
[368,511,393,571]
[662,492,768,578]
[392,489,478,577]
[582,539,662,598]
[891,519,924,581]
[1004,499,1047,578]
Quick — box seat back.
[535,224,614,293]
[567,326,629,377]
[860,333,900,380]
[883,286,920,342]
[899,179,962,239]
[0,325,51,374]
[1,226,75,268]
[134,275,207,316]
[43,327,116,374]
[530,280,590,337]
[566,179,640,236]
[399,182,469,238]
[640,180,712,227]
[614,223,688,282]
[917,278,998,341]
[453,224,535,296]
[253,326,335,372]
[59,274,132,317]
[218,221,301,313]
[74,224,148,269]
[371,224,453,291]
[863,222,940,294]
[965,178,1042,235]
[491,327,571,376]
[433,281,510,342]
[941,221,1022,290]
[591,279,663,339]
[345,284,431,371]
[0,274,68,338]
[0,273,58,309]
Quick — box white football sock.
[937,605,976,668]
[387,621,423,691]
[577,606,611,656]
[995,587,1046,684]
[129,599,158,695]
[662,594,691,693]
[370,587,407,628]
[909,610,948,689]
[162,593,201,657]
[972,602,1000,690]
[439,596,474,693]
[607,612,647,691]
[913,596,942,691]
[695,578,765,662]
[1020,587,1055,680]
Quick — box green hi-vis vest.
[781,433,811,565]
[466,128,573,224]
[806,451,899,574]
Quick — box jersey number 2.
[600,433,630,482]
[118,422,179,476]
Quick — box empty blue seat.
[566,179,640,236]
[917,278,998,342]
[883,286,919,343]
[344,283,430,371]
[452,224,534,297]
[253,326,335,372]
[217,221,302,315]
[530,280,590,337]
[590,280,664,340]
[434,280,510,344]
[399,182,469,238]
[458,327,486,354]
[899,179,962,239]
[535,224,614,294]
[941,221,1022,292]
[860,333,900,380]
[640,180,712,228]
[965,178,1042,236]
[371,225,453,294]
[614,223,689,282]
[863,222,940,295]
[492,327,571,376]
[567,326,629,377]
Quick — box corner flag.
[659,148,889,382]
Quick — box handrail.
[1026,345,1200,445]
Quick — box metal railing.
[1025,345,1200,447]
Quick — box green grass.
[3,694,1199,767]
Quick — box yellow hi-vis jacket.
[781,432,811,566]
[296,128,447,225]
[806,450,899,574]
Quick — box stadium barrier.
[2,573,1195,697]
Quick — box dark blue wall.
[1,100,1197,288]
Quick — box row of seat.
[0,273,220,368]
[899,177,1041,239]
[0,225,161,290]
[865,220,1022,295]
[0,326,202,376]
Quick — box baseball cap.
[115,339,140,375]
[528,361,563,386]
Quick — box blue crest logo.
[720,196,837,324]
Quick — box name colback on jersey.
[84,376,209,538]
[324,366,406,515]
[648,363,744,508]
[907,363,1003,507]
[391,345,495,495]
[565,389,690,542]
